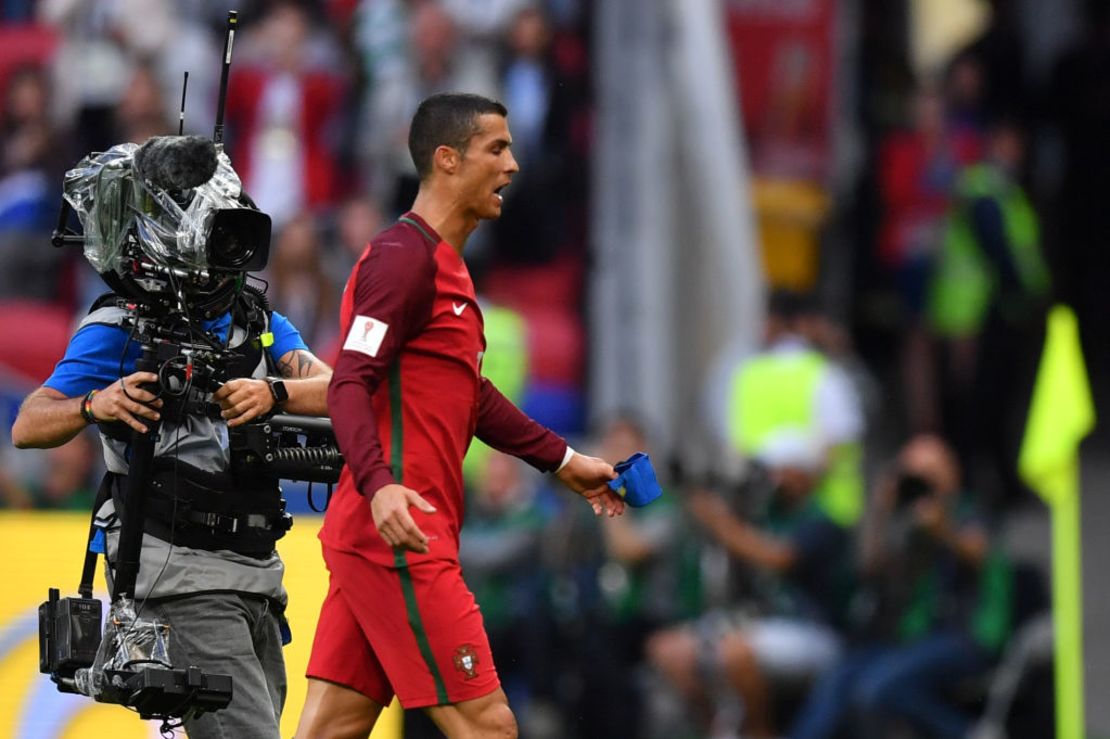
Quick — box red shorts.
[306,544,500,708]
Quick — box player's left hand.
[214,378,275,427]
[555,451,625,517]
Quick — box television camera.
[36,10,342,730]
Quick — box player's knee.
[295,687,381,739]
[296,712,378,739]
[477,700,517,738]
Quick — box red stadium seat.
[483,255,585,314]
[0,300,73,384]
[0,25,57,118]
[521,307,584,386]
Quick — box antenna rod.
[178,71,189,135]
[213,10,238,146]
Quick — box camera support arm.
[111,347,162,601]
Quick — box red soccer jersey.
[321,212,567,565]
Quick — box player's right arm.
[328,239,437,552]
[475,379,623,516]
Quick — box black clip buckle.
[199,512,239,534]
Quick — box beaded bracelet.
[80,389,100,425]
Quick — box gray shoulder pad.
[78,305,128,331]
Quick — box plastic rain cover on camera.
[75,597,171,699]
[62,143,247,275]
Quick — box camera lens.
[896,473,932,509]
[210,223,252,268]
[207,208,271,272]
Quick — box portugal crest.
[453,644,480,680]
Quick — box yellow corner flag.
[1020,305,1096,504]
[1018,305,1095,739]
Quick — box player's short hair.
[408,93,508,180]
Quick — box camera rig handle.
[111,347,162,602]
[51,199,84,250]
[229,413,344,485]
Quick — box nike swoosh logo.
[452,302,467,316]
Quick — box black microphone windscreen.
[134,135,219,192]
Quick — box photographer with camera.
[11,134,332,739]
[790,434,1013,739]
[647,429,853,739]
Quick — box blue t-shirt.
[45,310,308,397]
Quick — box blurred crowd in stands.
[0,0,594,506]
[3,0,1105,737]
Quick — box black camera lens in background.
[896,473,933,509]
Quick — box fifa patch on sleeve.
[344,315,389,357]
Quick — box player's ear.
[434,145,460,175]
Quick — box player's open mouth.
[493,183,509,203]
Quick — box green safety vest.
[463,304,529,486]
[728,349,863,526]
[929,163,1050,338]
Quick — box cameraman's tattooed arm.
[275,349,332,416]
[215,350,332,426]
[278,349,321,379]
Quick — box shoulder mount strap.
[88,291,122,314]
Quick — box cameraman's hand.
[91,371,163,433]
[214,378,274,427]
[370,484,437,553]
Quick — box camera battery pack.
[39,590,102,675]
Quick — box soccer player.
[296,93,625,738]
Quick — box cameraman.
[791,434,1011,739]
[12,278,331,739]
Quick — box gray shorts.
[744,616,841,680]
[145,592,287,739]
[694,609,841,681]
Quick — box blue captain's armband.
[607,452,663,507]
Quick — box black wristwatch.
[265,377,289,409]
